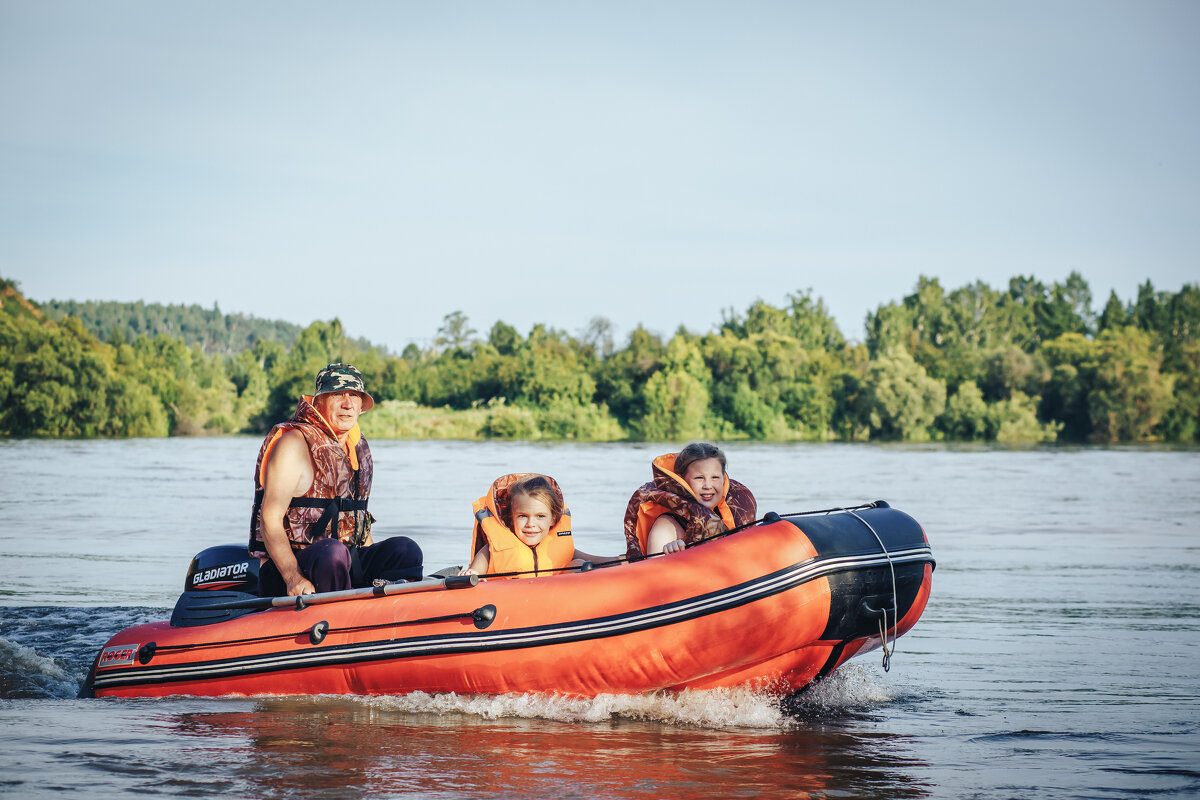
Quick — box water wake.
[362,664,895,730]
[0,637,80,699]
[795,663,897,711]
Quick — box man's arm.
[259,430,317,596]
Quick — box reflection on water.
[169,693,931,800]
[1,666,934,799]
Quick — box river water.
[1,438,1197,799]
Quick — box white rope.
[848,509,898,672]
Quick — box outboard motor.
[184,545,260,595]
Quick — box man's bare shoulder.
[269,428,310,462]
[263,429,313,497]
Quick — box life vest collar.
[300,395,362,470]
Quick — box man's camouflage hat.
[313,363,374,412]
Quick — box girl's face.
[510,493,554,546]
[683,457,725,509]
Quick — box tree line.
[2,273,1197,442]
[40,298,305,355]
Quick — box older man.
[249,363,421,596]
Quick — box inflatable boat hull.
[86,505,934,699]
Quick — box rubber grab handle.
[442,574,480,590]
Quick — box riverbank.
[360,399,629,441]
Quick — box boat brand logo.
[99,644,138,666]
[192,562,250,587]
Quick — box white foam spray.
[363,664,896,730]
[794,664,896,713]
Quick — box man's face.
[315,391,364,435]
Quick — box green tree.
[488,320,522,356]
[1158,340,1200,441]
[856,349,947,441]
[637,334,710,440]
[988,392,1061,443]
[1039,271,1094,338]
[10,317,113,436]
[1161,284,1200,373]
[592,326,665,428]
[435,311,477,353]
[978,345,1045,402]
[510,326,596,409]
[1039,332,1097,441]
[639,369,709,440]
[579,316,616,360]
[940,382,989,441]
[1130,280,1169,337]
[1097,290,1129,332]
[866,277,1013,391]
[1088,326,1172,442]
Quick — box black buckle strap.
[250,488,369,546]
[288,497,368,540]
[286,497,369,512]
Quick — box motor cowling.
[184,545,260,594]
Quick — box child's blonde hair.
[508,475,565,527]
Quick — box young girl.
[461,474,609,578]
[622,441,758,559]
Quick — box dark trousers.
[259,536,423,596]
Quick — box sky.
[1,1,1197,352]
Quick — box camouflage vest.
[248,396,372,556]
[622,453,757,559]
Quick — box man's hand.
[284,571,316,596]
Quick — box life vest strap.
[249,489,370,548]
[286,497,370,511]
[287,496,369,542]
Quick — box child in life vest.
[622,441,758,559]
[460,474,611,578]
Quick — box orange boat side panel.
[91,515,931,699]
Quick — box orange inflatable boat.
[82,502,934,699]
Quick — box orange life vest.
[470,474,575,578]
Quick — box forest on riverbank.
[2,273,1198,443]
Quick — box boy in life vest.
[460,474,612,578]
[622,441,757,559]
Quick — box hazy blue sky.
[2,1,1197,351]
